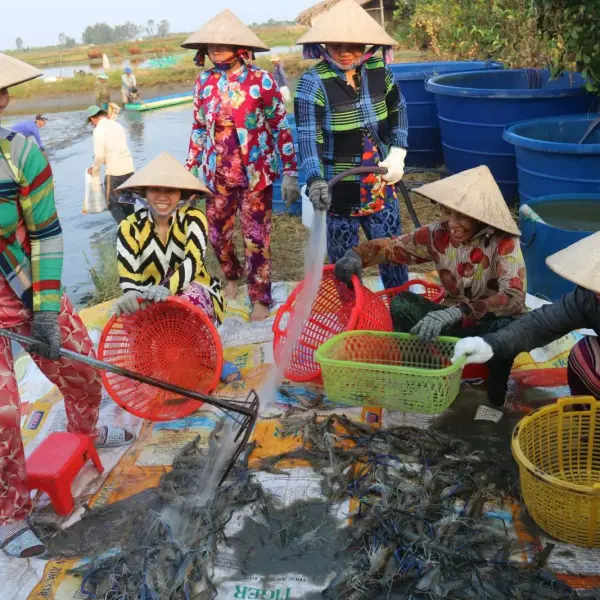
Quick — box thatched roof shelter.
[297,0,370,27]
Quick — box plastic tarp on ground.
[2,274,600,599]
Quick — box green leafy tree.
[15,37,23,51]
[82,22,116,44]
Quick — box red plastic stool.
[26,432,104,516]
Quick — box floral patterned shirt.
[214,101,248,188]
[352,136,396,217]
[186,63,297,193]
[355,220,526,322]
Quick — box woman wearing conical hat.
[454,231,600,404]
[0,54,133,559]
[335,166,527,406]
[114,153,224,322]
[294,0,409,290]
[182,10,300,321]
[113,153,241,382]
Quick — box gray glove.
[30,311,61,360]
[282,175,300,208]
[410,306,463,342]
[113,290,144,316]
[334,249,363,287]
[145,285,171,303]
[308,179,331,211]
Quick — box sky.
[2,0,316,50]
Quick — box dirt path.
[5,82,193,116]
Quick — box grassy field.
[6,26,308,68]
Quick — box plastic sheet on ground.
[3,273,600,599]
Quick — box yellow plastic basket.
[314,331,465,413]
[512,396,600,548]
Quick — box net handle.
[0,327,257,418]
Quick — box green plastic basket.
[314,331,466,414]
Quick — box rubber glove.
[308,179,331,211]
[452,337,495,365]
[30,311,61,360]
[144,285,171,303]
[279,85,291,103]
[282,174,301,208]
[379,147,407,184]
[112,290,145,316]
[334,249,363,287]
[410,306,463,342]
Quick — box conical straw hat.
[181,9,269,52]
[413,166,520,236]
[297,0,397,47]
[0,53,42,89]
[546,232,600,294]
[117,152,211,199]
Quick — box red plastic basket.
[376,279,446,309]
[272,266,393,382]
[98,297,223,421]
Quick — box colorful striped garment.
[117,206,225,323]
[0,128,63,314]
[294,56,408,213]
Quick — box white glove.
[279,85,291,103]
[379,147,407,184]
[451,337,495,365]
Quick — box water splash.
[260,210,328,415]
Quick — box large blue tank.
[519,195,600,300]
[389,61,503,168]
[425,69,594,204]
[504,114,600,204]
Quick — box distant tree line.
[82,20,170,44]
[249,19,296,27]
[13,19,172,52]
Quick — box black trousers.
[105,173,135,224]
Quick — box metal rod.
[327,166,421,229]
[0,328,256,418]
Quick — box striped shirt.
[294,56,408,212]
[0,128,63,314]
[117,206,224,323]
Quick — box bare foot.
[224,280,239,300]
[250,302,270,321]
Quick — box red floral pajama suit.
[186,63,297,305]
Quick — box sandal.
[0,521,45,558]
[95,425,135,449]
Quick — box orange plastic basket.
[272,266,393,382]
[98,297,223,421]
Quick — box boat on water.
[124,92,194,112]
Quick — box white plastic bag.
[83,171,107,214]
[279,85,291,103]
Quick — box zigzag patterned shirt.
[117,206,224,323]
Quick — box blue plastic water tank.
[519,195,600,300]
[503,114,600,204]
[389,61,503,168]
[425,69,594,204]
